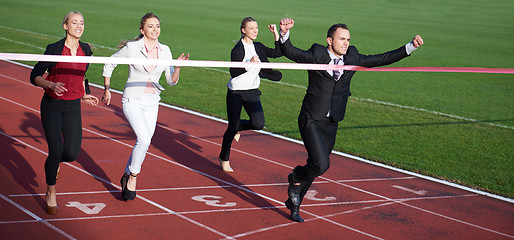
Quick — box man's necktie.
[333,58,341,80]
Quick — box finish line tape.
[1,52,513,74]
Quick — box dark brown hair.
[240,17,256,38]
[327,23,349,39]
[118,13,161,49]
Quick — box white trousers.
[122,93,160,174]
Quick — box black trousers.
[294,110,339,182]
[219,89,265,161]
[40,94,82,185]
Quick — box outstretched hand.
[176,53,190,68]
[279,18,294,35]
[178,53,190,61]
[412,35,424,48]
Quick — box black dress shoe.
[287,173,302,206]
[285,199,304,223]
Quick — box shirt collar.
[137,37,162,52]
[326,48,343,64]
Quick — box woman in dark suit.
[30,11,98,215]
[218,17,282,172]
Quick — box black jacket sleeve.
[29,43,56,86]
[229,41,246,78]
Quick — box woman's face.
[141,17,160,41]
[63,14,84,39]
[242,21,258,40]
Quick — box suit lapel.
[137,39,150,73]
[318,50,333,79]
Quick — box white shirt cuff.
[405,42,417,55]
[279,30,290,44]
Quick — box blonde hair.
[62,11,83,36]
[62,11,83,25]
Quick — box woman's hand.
[250,55,260,62]
[102,90,111,105]
[268,24,279,41]
[175,53,190,68]
[50,82,68,96]
[82,94,99,106]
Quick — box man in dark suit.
[279,18,424,222]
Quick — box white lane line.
[0,194,478,225]
[354,97,514,130]
[403,200,514,239]
[0,89,383,239]
[0,194,76,240]
[0,212,171,224]
[2,64,511,238]
[0,101,234,239]
[0,37,46,51]
[0,96,485,240]
[226,194,482,239]
[9,176,417,198]
[392,185,427,195]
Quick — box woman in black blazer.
[218,17,282,172]
[30,11,98,215]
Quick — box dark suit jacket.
[230,40,283,81]
[30,38,92,92]
[280,38,409,122]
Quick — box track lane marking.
[0,94,384,240]
[1,67,511,239]
[0,193,76,240]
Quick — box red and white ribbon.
[1,52,513,74]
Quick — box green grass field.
[0,0,512,197]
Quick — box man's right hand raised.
[279,18,295,35]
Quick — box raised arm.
[278,18,319,63]
[268,24,280,42]
[356,35,424,68]
[279,18,294,36]
[168,53,189,85]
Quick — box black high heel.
[120,173,128,191]
[122,173,137,201]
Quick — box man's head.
[327,24,350,57]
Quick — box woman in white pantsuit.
[102,12,189,201]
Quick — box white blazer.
[103,38,177,99]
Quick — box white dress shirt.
[226,40,261,90]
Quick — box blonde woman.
[30,11,99,215]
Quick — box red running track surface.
[0,60,512,239]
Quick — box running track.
[0,60,512,239]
